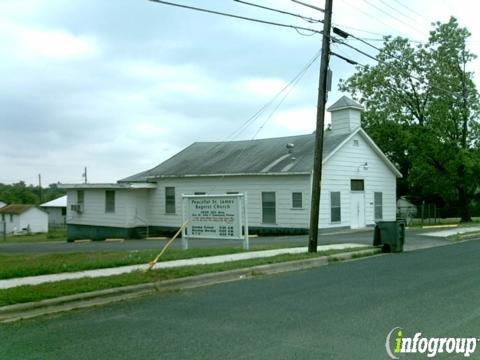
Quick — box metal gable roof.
[40,195,67,208]
[119,131,351,182]
[0,204,34,215]
[326,96,363,112]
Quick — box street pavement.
[0,227,453,255]
[1,239,479,359]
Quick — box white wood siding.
[66,189,150,228]
[19,208,48,233]
[148,175,311,229]
[2,213,20,233]
[2,209,48,233]
[43,207,65,226]
[331,109,361,135]
[319,132,396,228]
[64,132,397,231]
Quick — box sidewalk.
[0,243,367,290]
[421,226,480,237]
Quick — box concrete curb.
[0,248,381,323]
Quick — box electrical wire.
[338,0,400,32]
[333,34,463,97]
[334,27,382,52]
[358,0,425,36]
[291,0,325,13]
[220,48,322,143]
[148,0,323,35]
[295,27,317,36]
[205,50,321,186]
[332,23,387,38]
[378,0,416,20]
[391,0,425,20]
[331,51,359,65]
[251,51,319,139]
[332,37,378,62]
[233,0,323,24]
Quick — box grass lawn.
[0,247,255,279]
[2,228,67,243]
[0,244,329,280]
[0,247,374,306]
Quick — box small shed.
[397,196,417,223]
[0,204,48,234]
[40,195,67,227]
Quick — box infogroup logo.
[385,327,479,358]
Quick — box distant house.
[397,196,417,223]
[0,204,48,234]
[62,96,402,241]
[40,195,67,227]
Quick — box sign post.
[182,194,249,250]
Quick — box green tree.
[339,17,480,221]
[0,182,66,205]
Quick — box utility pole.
[83,167,88,184]
[38,173,43,203]
[308,0,333,253]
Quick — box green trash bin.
[373,220,405,253]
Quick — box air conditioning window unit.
[70,204,84,213]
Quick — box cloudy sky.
[1,0,478,186]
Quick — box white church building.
[62,96,401,241]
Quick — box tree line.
[340,17,480,221]
[0,182,66,205]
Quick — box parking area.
[0,227,456,255]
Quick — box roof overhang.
[145,172,311,179]
[328,105,363,112]
[59,183,157,190]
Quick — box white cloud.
[0,20,99,62]
[2,0,480,186]
[271,106,317,133]
[236,77,290,98]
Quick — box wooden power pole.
[38,173,43,203]
[308,0,333,253]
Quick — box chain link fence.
[397,204,480,225]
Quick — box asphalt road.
[2,240,479,359]
[0,228,450,254]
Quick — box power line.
[291,0,325,13]
[378,0,416,20]
[391,0,425,20]
[210,49,321,189]
[251,51,320,138]
[333,22,425,44]
[333,33,463,97]
[233,0,323,24]
[339,0,400,32]
[200,48,322,167]
[222,49,322,142]
[334,25,469,98]
[332,23,387,38]
[331,51,359,65]
[148,0,323,35]
[332,37,378,62]
[333,27,382,52]
[358,0,425,36]
[295,28,317,36]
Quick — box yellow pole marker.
[146,220,190,272]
